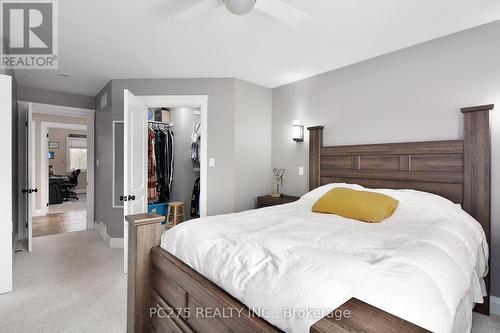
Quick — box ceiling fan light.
[223,0,256,15]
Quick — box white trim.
[94,221,124,248]
[39,123,49,216]
[30,120,37,217]
[94,221,107,242]
[44,122,87,131]
[86,115,95,230]
[137,95,208,218]
[74,189,86,194]
[23,101,95,117]
[32,209,46,217]
[112,121,124,209]
[491,296,500,315]
[108,237,124,248]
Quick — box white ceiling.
[13,0,500,96]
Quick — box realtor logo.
[0,0,58,68]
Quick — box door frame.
[19,102,96,232]
[137,95,208,218]
[122,94,208,275]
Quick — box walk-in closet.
[147,107,201,222]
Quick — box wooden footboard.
[126,214,429,333]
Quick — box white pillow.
[297,183,364,207]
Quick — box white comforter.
[161,184,488,333]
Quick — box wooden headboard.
[308,104,494,315]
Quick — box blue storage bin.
[148,202,168,224]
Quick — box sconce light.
[292,120,304,142]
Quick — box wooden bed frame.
[126,104,493,333]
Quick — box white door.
[123,90,148,274]
[26,103,34,252]
[18,101,34,252]
[0,74,13,294]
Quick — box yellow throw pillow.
[312,187,399,223]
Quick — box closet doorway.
[122,92,208,273]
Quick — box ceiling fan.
[175,0,308,28]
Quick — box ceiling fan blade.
[255,0,307,28]
[175,0,222,22]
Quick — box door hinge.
[25,121,28,127]
[47,203,49,207]
[46,133,49,138]
[25,222,28,229]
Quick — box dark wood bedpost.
[308,126,324,191]
[461,104,494,315]
[126,214,165,333]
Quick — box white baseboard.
[94,221,107,242]
[94,221,124,249]
[108,237,124,248]
[491,296,500,315]
[32,209,47,217]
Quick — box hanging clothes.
[155,129,167,202]
[190,120,201,162]
[165,129,174,197]
[148,123,175,204]
[190,176,200,218]
[147,128,157,204]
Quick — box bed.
[126,104,493,333]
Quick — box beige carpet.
[0,231,126,333]
[0,230,499,333]
[472,312,500,332]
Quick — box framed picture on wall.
[48,141,60,149]
[48,151,55,159]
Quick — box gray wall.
[95,81,115,236]
[18,85,95,110]
[271,20,500,297]
[112,122,124,208]
[234,79,273,211]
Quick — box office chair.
[62,169,81,201]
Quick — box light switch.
[96,159,100,166]
[209,158,215,168]
[298,167,304,176]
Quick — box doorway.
[33,122,88,237]
[18,102,95,252]
[122,92,208,273]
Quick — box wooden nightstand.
[257,195,300,208]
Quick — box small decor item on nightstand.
[271,168,285,198]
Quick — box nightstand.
[257,195,300,208]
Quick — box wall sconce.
[292,120,304,142]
